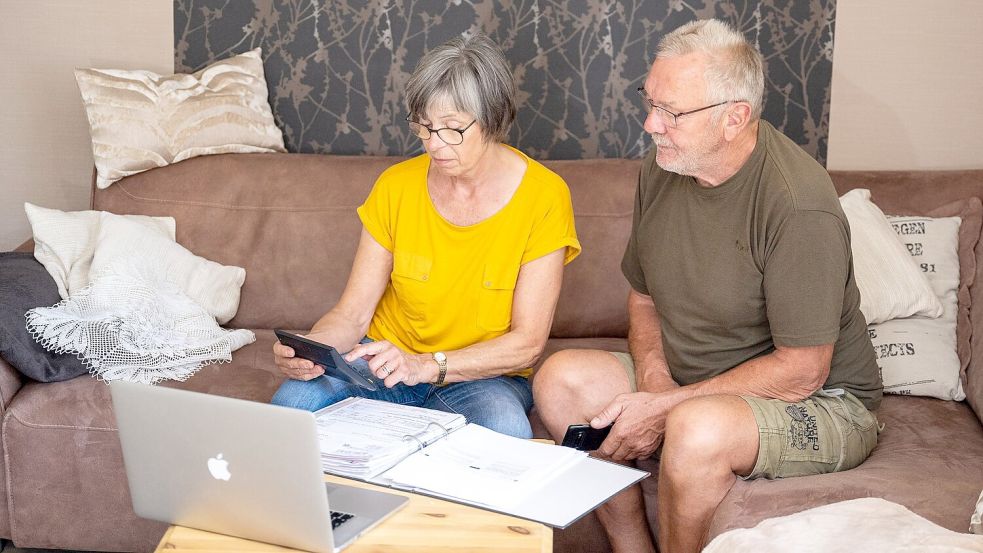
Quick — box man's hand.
[591,392,674,461]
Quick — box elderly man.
[533,19,882,553]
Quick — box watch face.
[434,352,447,363]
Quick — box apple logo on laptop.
[207,453,231,481]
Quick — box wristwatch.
[432,352,448,386]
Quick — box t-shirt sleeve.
[356,173,395,252]
[621,169,649,295]
[520,180,582,266]
[764,210,850,347]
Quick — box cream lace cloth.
[26,261,255,384]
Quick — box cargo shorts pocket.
[477,264,518,331]
[743,395,841,479]
[824,391,879,472]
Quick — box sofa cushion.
[839,189,942,324]
[868,213,965,400]
[0,253,87,382]
[90,213,247,325]
[75,48,285,189]
[24,202,175,299]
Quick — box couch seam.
[115,184,359,212]
[5,411,116,432]
[116,184,636,217]
[3,411,15,542]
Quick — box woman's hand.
[344,340,437,388]
[272,340,325,381]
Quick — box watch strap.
[433,352,448,386]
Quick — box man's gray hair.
[406,33,516,143]
[656,19,765,120]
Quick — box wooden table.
[154,473,553,553]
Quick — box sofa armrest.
[0,355,24,412]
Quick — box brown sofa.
[1,153,981,552]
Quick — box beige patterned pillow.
[75,48,285,189]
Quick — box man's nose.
[643,110,667,135]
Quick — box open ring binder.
[401,421,450,452]
[314,396,649,529]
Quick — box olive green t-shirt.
[621,121,882,410]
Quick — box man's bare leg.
[657,396,758,553]
[534,350,656,553]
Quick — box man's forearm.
[656,344,833,409]
[627,290,678,393]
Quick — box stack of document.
[315,397,649,528]
[381,423,586,509]
[314,397,466,478]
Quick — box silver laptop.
[110,381,408,553]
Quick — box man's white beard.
[652,127,724,178]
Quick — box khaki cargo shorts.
[609,351,879,479]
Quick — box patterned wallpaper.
[175,0,835,163]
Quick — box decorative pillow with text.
[868,215,964,400]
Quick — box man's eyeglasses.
[405,115,477,145]
[636,88,732,129]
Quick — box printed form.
[382,423,585,509]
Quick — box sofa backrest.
[91,154,983,421]
[90,153,641,338]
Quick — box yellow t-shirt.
[356,147,581,378]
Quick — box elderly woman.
[271,33,580,438]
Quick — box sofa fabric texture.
[0,154,981,551]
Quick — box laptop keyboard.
[330,510,355,529]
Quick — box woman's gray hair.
[656,19,765,120]
[406,33,516,143]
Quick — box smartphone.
[273,329,383,391]
[561,423,613,451]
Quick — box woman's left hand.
[344,340,437,388]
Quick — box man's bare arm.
[627,289,678,393]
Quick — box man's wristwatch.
[432,352,448,386]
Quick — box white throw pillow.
[869,215,965,400]
[972,489,982,534]
[75,48,285,189]
[839,189,942,324]
[24,202,175,299]
[90,213,245,324]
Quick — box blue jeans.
[271,345,534,439]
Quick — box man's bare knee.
[534,350,595,396]
[662,396,757,477]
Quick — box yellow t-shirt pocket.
[391,250,433,322]
[478,263,518,332]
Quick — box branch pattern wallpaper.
[176,0,835,163]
